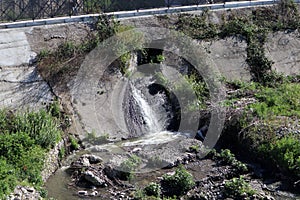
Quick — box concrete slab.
[0,29,36,67]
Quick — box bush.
[119,155,142,180]
[69,135,80,150]
[249,83,300,118]
[161,165,195,196]
[0,159,17,199]
[0,108,63,198]
[258,135,300,178]
[224,176,256,198]
[0,132,45,197]
[214,149,248,174]
[144,182,161,197]
[48,101,61,118]
[12,110,62,148]
[59,147,66,160]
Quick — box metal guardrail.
[0,0,299,29]
[0,0,205,22]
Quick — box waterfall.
[131,84,163,133]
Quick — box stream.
[46,74,195,199]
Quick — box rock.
[84,170,106,186]
[8,186,41,200]
[78,190,88,196]
[26,187,35,193]
[90,191,98,196]
[131,147,142,153]
[82,157,91,166]
[82,154,103,164]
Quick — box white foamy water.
[122,130,192,146]
[131,85,163,133]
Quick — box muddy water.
[46,167,79,200]
[45,130,192,199]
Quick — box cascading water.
[122,79,191,147]
[131,83,163,134]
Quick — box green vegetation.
[85,131,109,145]
[161,165,195,196]
[0,108,63,198]
[172,0,300,86]
[210,149,248,174]
[69,135,80,150]
[38,15,143,85]
[59,147,66,160]
[189,144,200,153]
[119,155,142,180]
[224,176,256,198]
[249,83,300,118]
[258,135,300,178]
[144,182,161,197]
[176,11,219,40]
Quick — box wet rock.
[84,170,106,186]
[78,190,88,196]
[82,154,103,164]
[90,191,98,196]
[7,186,41,200]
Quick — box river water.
[46,78,193,199]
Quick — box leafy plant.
[12,110,62,148]
[224,176,256,198]
[59,147,66,159]
[85,131,109,145]
[161,165,195,196]
[119,155,142,180]
[0,108,64,198]
[189,145,200,153]
[144,182,161,197]
[48,100,61,118]
[215,149,248,174]
[156,54,165,63]
[69,135,80,150]
[249,83,300,118]
[258,135,300,177]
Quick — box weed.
[69,135,80,150]
[144,182,161,197]
[224,176,256,198]
[215,149,248,174]
[189,145,200,153]
[59,147,66,159]
[119,155,142,181]
[258,135,300,177]
[161,165,195,196]
[249,83,300,118]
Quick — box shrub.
[161,165,195,196]
[258,135,300,178]
[12,110,62,148]
[69,135,80,150]
[0,159,17,199]
[59,147,66,160]
[215,149,248,174]
[0,108,63,198]
[189,145,200,153]
[144,182,161,197]
[224,176,256,198]
[85,131,109,145]
[0,132,45,196]
[249,83,300,118]
[48,101,61,118]
[119,155,142,180]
